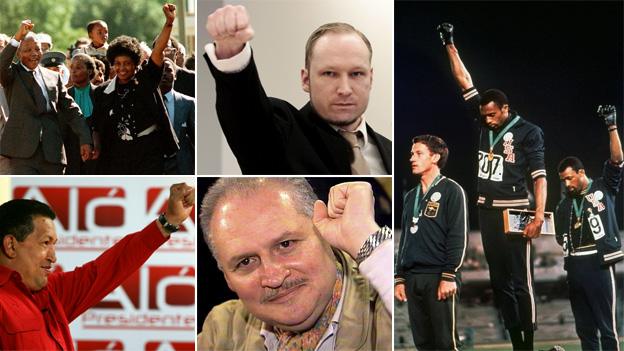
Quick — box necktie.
[27,70,48,114]
[340,130,371,175]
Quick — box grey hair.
[200,178,318,262]
[17,33,40,54]
[22,32,38,42]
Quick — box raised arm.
[598,105,623,164]
[0,20,34,85]
[437,23,473,91]
[151,3,176,67]
[206,5,255,60]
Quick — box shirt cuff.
[441,272,456,282]
[462,86,478,101]
[10,38,20,47]
[204,42,251,73]
[359,240,393,313]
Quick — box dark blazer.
[0,44,92,164]
[205,53,392,175]
[170,90,195,174]
[174,67,195,98]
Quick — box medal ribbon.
[488,115,520,155]
[572,179,593,221]
[413,174,443,219]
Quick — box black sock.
[522,330,534,351]
[508,328,524,350]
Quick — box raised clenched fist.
[206,5,255,59]
[597,105,617,127]
[436,22,454,46]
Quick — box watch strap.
[355,225,392,265]
[158,213,180,233]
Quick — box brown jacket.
[197,250,391,350]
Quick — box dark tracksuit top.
[555,160,624,268]
[462,86,543,332]
[463,87,547,208]
[396,176,469,284]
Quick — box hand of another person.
[597,105,617,127]
[436,22,454,46]
[395,283,407,302]
[206,5,255,59]
[80,144,92,161]
[15,20,34,41]
[312,182,380,259]
[163,3,177,25]
[437,280,457,301]
[165,183,195,226]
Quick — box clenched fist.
[163,3,177,25]
[206,5,255,59]
[15,19,35,41]
[437,22,454,46]
[312,182,380,259]
[598,105,617,127]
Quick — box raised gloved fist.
[437,22,454,46]
[597,105,617,127]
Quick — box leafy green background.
[0,0,165,54]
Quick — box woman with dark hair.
[92,3,178,174]
[66,53,97,174]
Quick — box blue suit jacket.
[171,90,194,174]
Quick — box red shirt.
[0,221,167,350]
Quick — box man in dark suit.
[204,5,391,175]
[161,58,194,175]
[0,20,92,174]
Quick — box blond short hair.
[304,22,372,69]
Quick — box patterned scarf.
[274,263,344,351]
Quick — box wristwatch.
[158,213,180,233]
[355,225,392,264]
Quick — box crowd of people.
[0,3,195,175]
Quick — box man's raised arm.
[598,105,624,164]
[437,23,474,91]
[312,182,393,312]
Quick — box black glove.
[597,105,617,127]
[437,23,454,46]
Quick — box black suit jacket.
[92,58,179,158]
[205,53,392,175]
[174,67,195,98]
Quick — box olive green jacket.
[197,250,391,350]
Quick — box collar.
[89,42,108,50]
[74,84,91,92]
[103,76,117,94]
[19,62,38,73]
[163,90,174,100]
[499,110,519,128]
[332,118,369,146]
[0,264,14,286]
[0,264,23,287]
